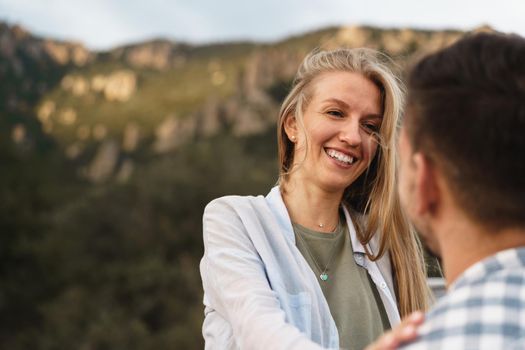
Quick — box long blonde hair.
[277,48,429,317]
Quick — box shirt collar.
[341,204,367,254]
[265,186,295,242]
[265,185,369,255]
[451,246,525,291]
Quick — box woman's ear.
[283,113,298,142]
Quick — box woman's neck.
[281,179,343,233]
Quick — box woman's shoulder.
[205,193,264,213]
[202,192,280,247]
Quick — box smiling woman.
[283,71,382,195]
[199,48,429,350]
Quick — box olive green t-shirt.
[293,217,390,350]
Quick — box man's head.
[399,32,525,255]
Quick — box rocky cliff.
[1,21,491,183]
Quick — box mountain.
[1,22,472,182]
[0,21,480,349]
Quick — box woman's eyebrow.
[321,98,350,109]
[321,98,382,119]
[364,114,383,120]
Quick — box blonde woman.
[200,48,429,350]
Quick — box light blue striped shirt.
[402,246,525,350]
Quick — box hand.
[365,311,424,350]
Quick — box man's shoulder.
[401,267,525,349]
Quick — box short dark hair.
[405,32,525,228]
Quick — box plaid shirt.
[402,246,525,350]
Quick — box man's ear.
[412,153,440,216]
[283,113,298,142]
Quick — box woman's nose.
[339,120,361,147]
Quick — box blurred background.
[1,1,523,349]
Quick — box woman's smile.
[325,148,356,167]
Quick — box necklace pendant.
[320,273,328,281]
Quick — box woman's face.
[286,71,383,194]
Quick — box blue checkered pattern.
[402,247,525,350]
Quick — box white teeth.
[326,149,355,164]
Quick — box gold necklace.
[296,222,342,281]
[317,221,338,232]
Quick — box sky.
[0,0,524,50]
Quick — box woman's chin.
[318,177,354,194]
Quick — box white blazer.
[200,186,400,349]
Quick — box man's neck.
[438,218,525,286]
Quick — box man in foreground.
[370,32,525,349]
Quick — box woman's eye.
[363,123,380,133]
[326,110,344,118]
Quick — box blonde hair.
[277,48,429,317]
